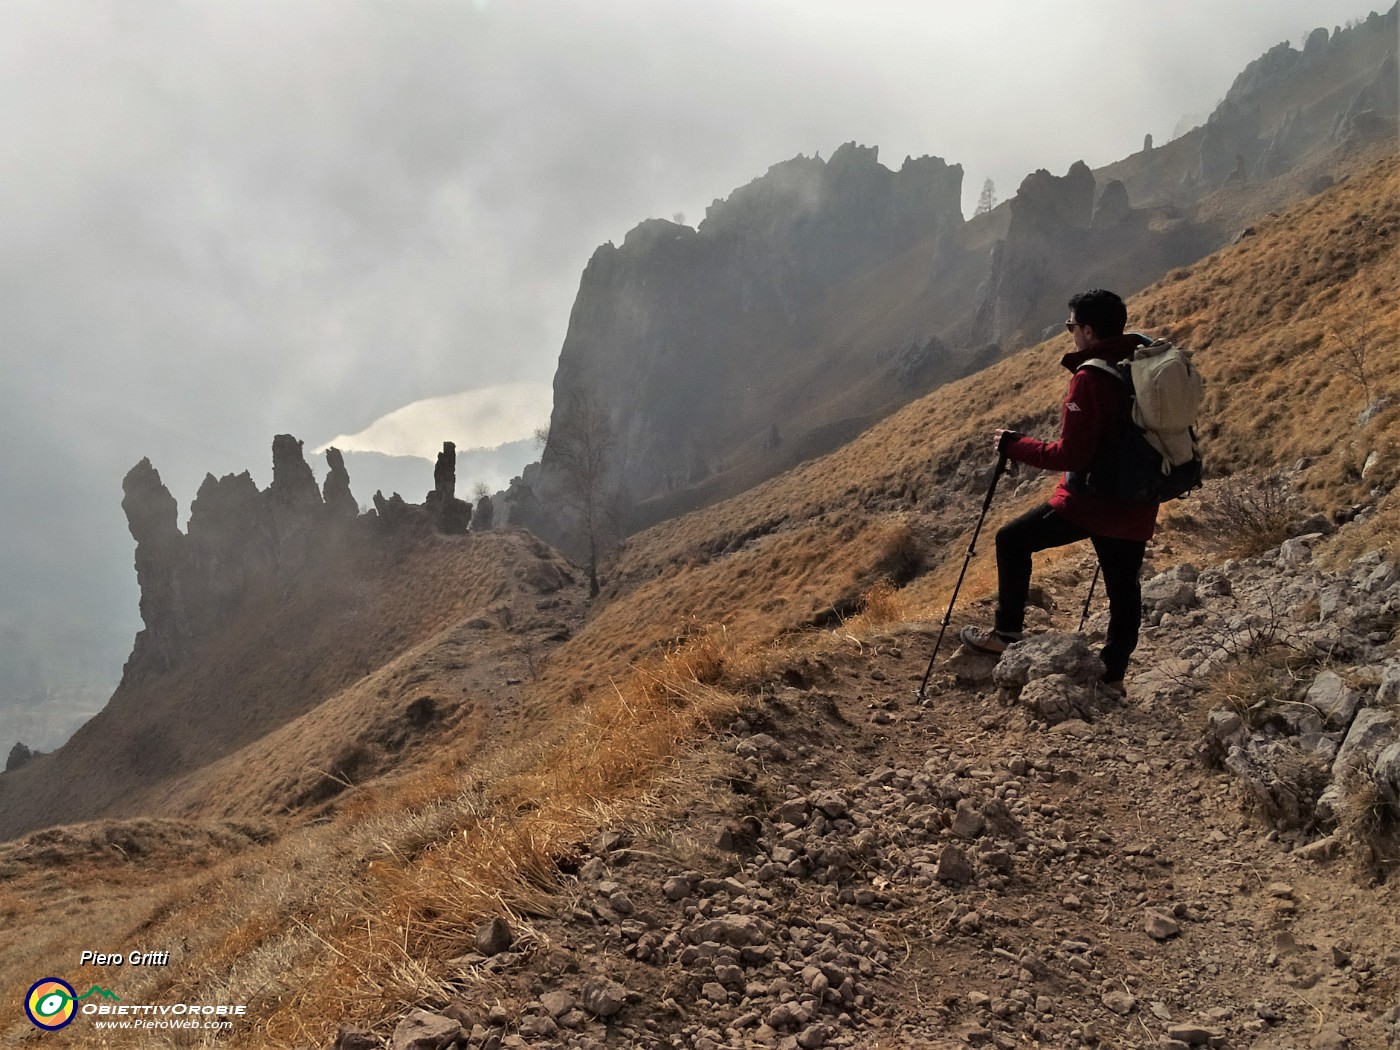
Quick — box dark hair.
[1068,289,1127,337]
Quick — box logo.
[1066,402,1082,412]
[25,979,77,1030]
[24,980,120,1030]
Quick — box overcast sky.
[0,0,1387,748]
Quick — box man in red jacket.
[960,288,1157,689]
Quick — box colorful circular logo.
[25,978,77,1030]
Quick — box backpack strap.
[1077,358,1127,383]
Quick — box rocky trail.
[337,525,1400,1050]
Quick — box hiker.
[960,288,1156,690]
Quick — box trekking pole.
[915,444,1012,700]
[1077,563,1101,632]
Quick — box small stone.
[474,917,514,956]
[608,891,635,916]
[952,802,986,838]
[582,977,628,1019]
[1166,1024,1218,1045]
[702,981,729,1003]
[937,845,975,886]
[391,1010,460,1050]
[663,875,693,900]
[333,1028,379,1050]
[540,991,574,1018]
[1311,1026,1350,1050]
[1295,835,1341,862]
[517,1015,557,1039]
[797,1024,830,1049]
[1144,910,1180,941]
[1101,991,1136,1015]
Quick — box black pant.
[993,503,1145,681]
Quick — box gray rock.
[1375,741,1400,810]
[937,845,975,886]
[662,875,694,900]
[1143,565,1201,613]
[391,1010,460,1050]
[540,991,575,1018]
[582,977,629,1019]
[1166,1024,1219,1046]
[993,634,1104,691]
[333,1028,381,1050]
[1306,671,1364,729]
[1018,673,1116,725]
[1102,990,1136,1015]
[1279,538,1315,567]
[474,917,514,956]
[952,802,986,839]
[798,1024,831,1049]
[1333,709,1398,778]
[1196,570,1233,598]
[1377,662,1400,705]
[1144,910,1180,940]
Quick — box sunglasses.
[1065,321,1085,331]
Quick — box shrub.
[1181,472,1303,556]
[871,520,927,586]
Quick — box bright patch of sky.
[318,383,553,460]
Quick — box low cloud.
[317,383,553,460]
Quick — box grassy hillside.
[1,148,1397,1049]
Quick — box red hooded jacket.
[1007,334,1159,542]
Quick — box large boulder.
[992,634,1111,724]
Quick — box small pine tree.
[974,178,997,217]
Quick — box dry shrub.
[871,519,927,586]
[856,579,903,626]
[1337,780,1400,878]
[1180,472,1303,556]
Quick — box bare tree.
[1329,315,1383,410]
[974,178,997,217]
[547,390,619,597]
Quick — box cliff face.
[120,436,366,683]
[544,143,964,504]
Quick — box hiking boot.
[959,625,1021,655]
[1099,677,1126,698]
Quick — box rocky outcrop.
[1187,542,1400,845]
[542,142,964,505]
[121,437,357,683]
[5,742,35,773]
[122,458,191,675]
[425,442,472,535]
[972,162,1094,345]
[322,447,358,520]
